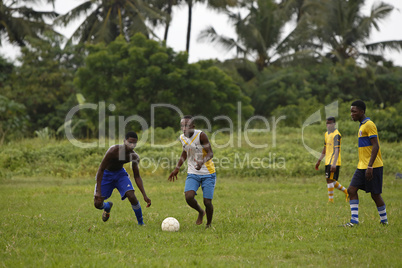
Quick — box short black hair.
[182,115,193,120]
[181,115,194,125]
[125,131,138,140]
[326,116,336,123]
[351,100,366,113]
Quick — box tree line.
[1,0,402,143]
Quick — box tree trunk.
[164,0,174,41]
[186,0,193,53]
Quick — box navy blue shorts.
[350,167,383,194]
[94,168,134,200]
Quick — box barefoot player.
[168,115,217,228]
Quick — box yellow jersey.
[357,118,383,169]
[324,129,341,166]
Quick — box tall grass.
[1,126,401,180]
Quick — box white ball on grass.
[161,217,180,232]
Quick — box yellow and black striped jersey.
[324,129,341,166]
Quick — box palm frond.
[365,40,402,52]
[359,52,386,63]
[54,1,96,26]
[16,6,59,20]
[198,26,244,54]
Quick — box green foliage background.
[2,32,402,143]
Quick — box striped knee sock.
[377,205,388,223]
[334,181,347,194]
[350,199,359,224]
[132,203,144,225]
[327,182,334,202]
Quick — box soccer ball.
[161,217,180,232]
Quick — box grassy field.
[1,127,401,267]
[1,174,401,267]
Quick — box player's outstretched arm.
[132,154,151,207]
[315,146,326,170]
[169,150,187,182]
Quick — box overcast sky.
[1,0,401,65]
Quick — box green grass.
[1,128,401,266]
[1,175,401,267]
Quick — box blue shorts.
[350,167,383,194]
[94,168,134,200]
[184,173,217,199]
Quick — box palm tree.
[148,0,182,41]
[55,0,166,44]
[184,0,238,53]
[0,0,58,47]
[296,0,402,63]
[198,0,293,70]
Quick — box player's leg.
[94,188,105,209]
[184,174,205,224]
[332,167,349,201]
[115,169,144,225]
[372,194,388,224]
[371,193,385,207]
[370,167,388,224]
[347,185,359,224]
[326,178,335,203]
[203,198,213,227]
[201,173,216,227]
[342,169,364,226]
[125,190,144,225]
[93,172,115,222]
[185,190,205,225]
[325,166,334,203]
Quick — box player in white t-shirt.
[169,115,217,228]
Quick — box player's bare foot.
[196,210,206,225]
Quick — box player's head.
[350,100,366,122]
[124,131,138,149]
[180,115,195,137]
[326,116,336,131]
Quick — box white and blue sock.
[350,199,359,224]
[132,203,144,225]
[377,205,388,223]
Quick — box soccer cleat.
[339,222,358,227]
[328,199,334,203]
[102,202,113,222]
[345,193,350,202]
[380,221,389,226]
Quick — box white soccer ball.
[161,217,180,232]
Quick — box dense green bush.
[72,33,254,138]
